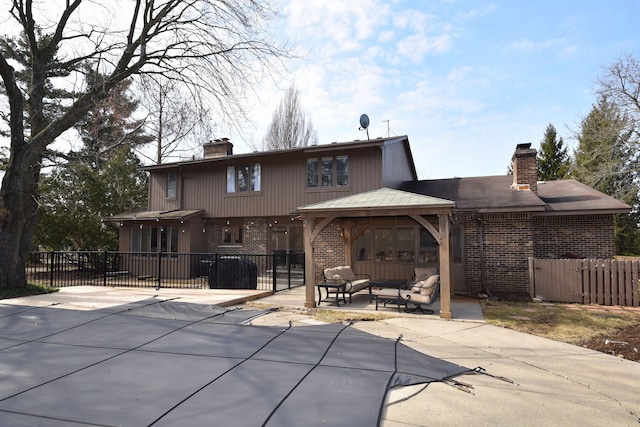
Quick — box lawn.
[0,284,58,300]
[481,299,640,362]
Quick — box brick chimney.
[203,138,233,158]
[511,143,538,193]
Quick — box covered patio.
[296,188,456,319]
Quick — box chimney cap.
[516,143,532,150]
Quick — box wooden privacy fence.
[529,258,640,306]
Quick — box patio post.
[303,217,316,308]
[438,214,452,319]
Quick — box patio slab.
[1,286,638,426]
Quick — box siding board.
[151,145,394,219]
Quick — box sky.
[228,0,640,180]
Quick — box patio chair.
[398,274,439,314]
[412,266,438,282]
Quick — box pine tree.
[537,124,569,181]
[573,96,640,254]
[34,75,150,250]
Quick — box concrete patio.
[2,285,639,426]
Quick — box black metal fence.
[26,251,305,292]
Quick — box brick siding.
[204,218,268,256]
[312,220,345,283]
[533,215,615,259]
[462,212,617,295]
[463,213,533,294]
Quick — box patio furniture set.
[318,266,440,314]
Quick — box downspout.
[179,165,184,210]
[473,214,496,299]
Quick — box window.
[307,159,319,187]
[321,157,333,187]
[336,155,349,186]
[227,164,261,193]
[354,225,437,263]
[396,229,416,262]
[354,229,372,261]
[226,166,235,193]
[167,172,177,198]
[307,155,349,188]
[374,228,394,262]
[251,164,261,191]
[222,221,243,245]
[419,229,438,263]
[131,225,179,256]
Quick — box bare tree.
[136,74,215,164]
[597,53,640,139]
[262,84,318,150]
[0,0,289,288]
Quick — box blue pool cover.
[0,299,472,426]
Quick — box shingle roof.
[399,177,630,214]
[537,179,630,214]
[297,187,454,213]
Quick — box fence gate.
[529,258,640,306]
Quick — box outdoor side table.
[316,281,347,307]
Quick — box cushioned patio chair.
[398,274,440,314]
[412,266,438,283]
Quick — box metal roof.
[296,187,454,213]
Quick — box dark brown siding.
[149,146,389,218]
[148,171,180,211]
[381,140,415,186]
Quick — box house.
[106,137,630,318]
[105,136,419,287]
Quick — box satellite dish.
[359,114,370,129]
[359,114,371,140]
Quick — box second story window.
[307,155,349,188]
[227,164,261,193]
[167,172,177,198]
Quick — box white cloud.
[397,33,453,62]
[234,0,629,181]
[505,38,569,53]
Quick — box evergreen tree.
[537,124,569,181]
[573,96,640,254]
[34,76,150,250]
